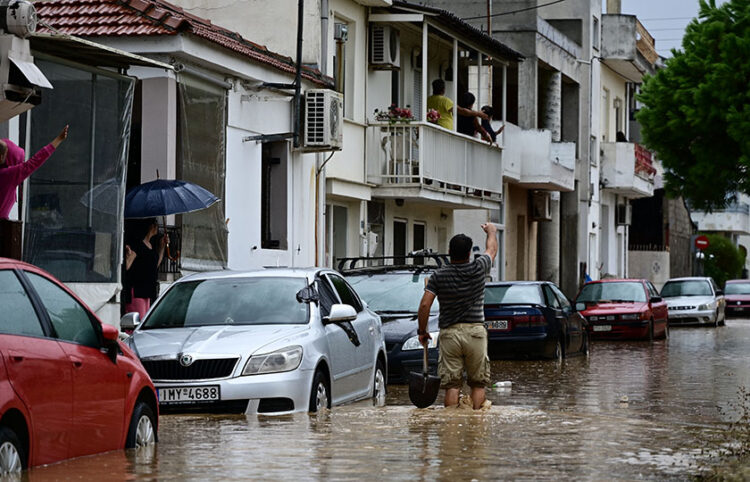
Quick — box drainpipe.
[315,0,328,266]
[293,0,304,148]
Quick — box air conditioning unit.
[303,89,343,151]
[530,190,551,221]
[615,203,632,225]
[369,24,400,70]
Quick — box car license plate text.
[487,320,509,330]
[158,386,220,404]
[593,325,612,332]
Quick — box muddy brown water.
[19,319,750,480]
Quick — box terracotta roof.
[34,0,332,87]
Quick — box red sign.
[695,235,710,250]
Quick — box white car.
[661,276,726,327]
[121,268,387,415]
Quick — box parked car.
[0,258,157,474]
[484,281,588,360]
[122,268,387,415]
[661,276,725,326]
[341,253,443,384]
[724,279,750,317]
[575,279,668,340]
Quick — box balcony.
[600,142,655,198]
[365,122,503,209]
[502,123,575,191]
[691,200,750,235]
[601,15,657,80]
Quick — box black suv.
[338,252,445,384]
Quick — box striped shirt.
[425,254,491,328]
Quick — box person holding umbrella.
[123,218,166,318]
[0,125,69,219]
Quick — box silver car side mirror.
[120,312,141,331]
[324,304,357,324]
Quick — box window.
[23,59,134,283]
[0,270,44,337]
[26,272,99,348]
[327,274,363,312]
[333,17,355,119]
[601,88,610,142]
[550,284,571,310]
[177,73,227,269]
[326,205,348,267]
[592,16,600,51]
[543,284,561,309]
[317,276,340,318]
[261,142,288,250]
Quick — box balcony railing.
[365,122,503,203]
[634,143,656,179]
[158,225,181,275]
[601,141,655,198]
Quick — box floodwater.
[21,319,750,480]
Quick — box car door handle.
[71,357,83,368]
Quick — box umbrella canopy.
[124,179,219,219]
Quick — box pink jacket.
[0,139,56,219]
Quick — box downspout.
[293,0,304,148]
[315,0,328,266]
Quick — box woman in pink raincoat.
[0,125,68,219]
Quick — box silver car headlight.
[698,303,711,311]
[242,346,303,376]
[402,332,439,351]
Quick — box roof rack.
[336,249,449,272]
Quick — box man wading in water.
[417,224,498,409]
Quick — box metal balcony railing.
[158,225,182,275]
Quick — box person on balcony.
[457,92,492,143]
[0,125,68,219]
[427,79,488,131]
[480,105,505,145]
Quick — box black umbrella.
[124,179,219,219]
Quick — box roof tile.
[34,0,331,86]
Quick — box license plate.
[487,320,508,330]
[593,325,611,332]
[158,385,220,404]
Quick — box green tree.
[703,233,745,286]
[636,0,750,210]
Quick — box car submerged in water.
[723,279,750,317]
[661,277,725,327]
[122,268,387,415]
[484,281,588,360]
[575,279,668,340]
[341,253,443,384]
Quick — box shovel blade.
[408,371,441,408]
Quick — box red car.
[0,258,157,473]
[574,279,669,340]
[724,279,750,317]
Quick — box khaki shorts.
[437,323,490,389]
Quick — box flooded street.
[25,319,750,480]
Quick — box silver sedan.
[121,268,387,415]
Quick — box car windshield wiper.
[378,310,418,314]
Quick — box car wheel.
[372,359,387,405]
[0,426,25,474]
[309,369,330,413]
[126,401,157,449]
[551,338,563,361]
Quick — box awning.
[30,33,173,71]
[8,53,53,89]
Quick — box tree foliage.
[703,233,745,286]
[636,0,750,210]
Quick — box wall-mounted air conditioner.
[303,89,343,151]
[616,203,632,225]
[369,24,400,70]
[530,190,551,221]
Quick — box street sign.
[695,235,710,250]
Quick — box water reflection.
[19,320,750,480]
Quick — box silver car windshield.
[576,282,647,303]
[347,272,439,313]
[661,280,712,297]
[485,285,543,304]
[142,277,309,329]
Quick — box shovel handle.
[423,344,429,375]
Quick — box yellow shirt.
[427,94,454,130]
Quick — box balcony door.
[393,219,407,265]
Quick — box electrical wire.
[462,0,566,21]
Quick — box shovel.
[408,344,441,408]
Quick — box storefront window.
[23,59,134,283]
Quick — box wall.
[599,64,627,142]
[628,250,670,289]
[667,196,693,278]
[504,184,537,280]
